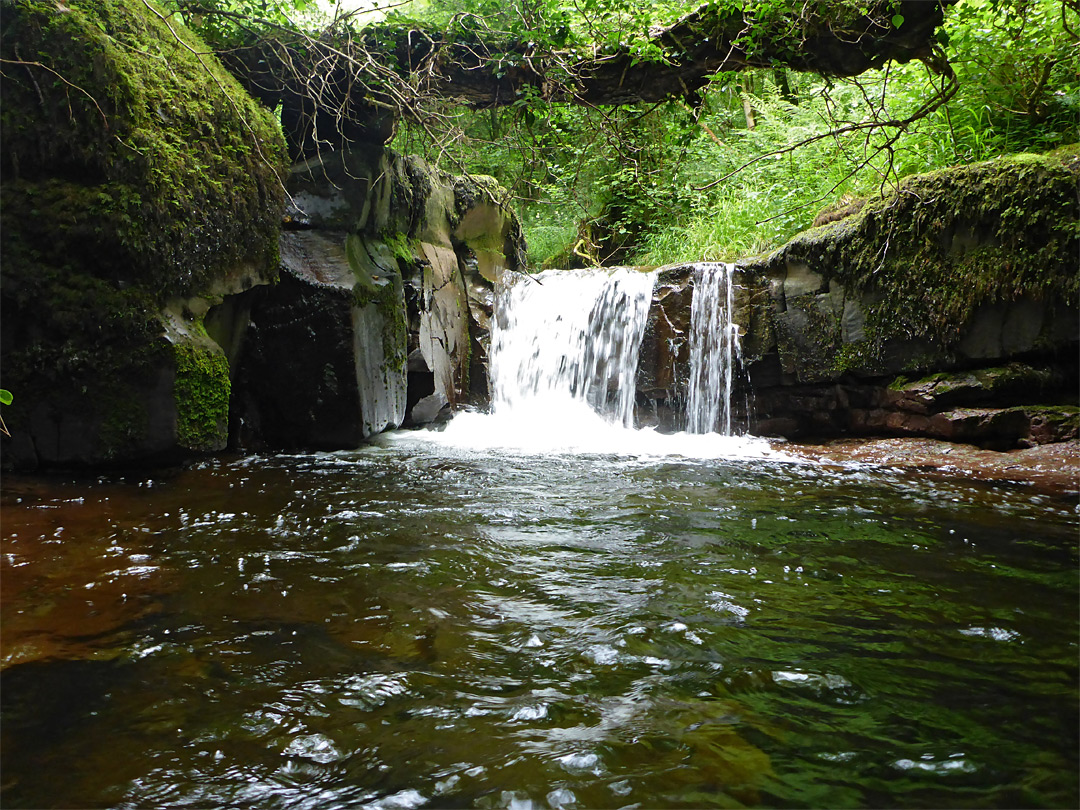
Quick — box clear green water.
[2,436,1077,809]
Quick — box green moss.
[831,339,877,376]
[775,293,844,379]
[784,149,1080,360]
[382,232,417,264]
[905,372,950,387]
[345,233,378,288]
[1021,405,1079,436]
[174,342,230,451]
[1,0,287,299]
[1031,405,1080,417]
[1,301,170,461]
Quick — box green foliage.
[0,388,11,437]
[397,0,685,54]
[174,342,231,451]
[925,0,1078,161]
[168,0,1076,273]
[390,0,1077,269]
[666,0,1078,263]
[175,0,319,45]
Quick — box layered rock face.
[0,0,522,468]
[637,149,1079,448]
[229,149,523,451]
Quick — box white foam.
[382,265,795,462]
[489,267,655,429]
[389,410,790,461]
[687,262,740,435]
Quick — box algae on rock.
[635,149,1079,446]
[173,343,231,452]
[0,0,287,467]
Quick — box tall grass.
[633,0,1078,265]
[635,82,884,264]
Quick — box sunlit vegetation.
[171,0,1077,268]
[387,0,1078,267]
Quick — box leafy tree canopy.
[169,0,953,150]
[165,0,1078,267]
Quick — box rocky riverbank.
[636,148,1078,448]
[785,437,1080,495]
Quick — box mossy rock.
[1,0,286,295]
[886,363,1066,411]
[0,0,287,467]
[762,147,1080,357]
[174,341,230,452]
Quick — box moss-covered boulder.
[0,0,287,467]
[746,146,1079,380]
[739,148,1079,445]
[637,149,1078,446]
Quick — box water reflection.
[2,439,1077,809]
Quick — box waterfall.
[686,262,742,435]
[489,267,657,428]
[413,262,782,459]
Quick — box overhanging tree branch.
[178,0,955,157]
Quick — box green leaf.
[892,14,905,28]
[0,389,11,406]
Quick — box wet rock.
[785,437,1080,494]
[637,262,762,431]
[417,241,470,406]
[781,261,826,299]
[409,391,450,425]
[637,268,693,404]
[232,228,406,448]
[884,364,1062,412]
[635,151,1078,449]
[228,148,521,450]
[0,0,286,469]
[956,297,1055,359]
[233,273,400,450]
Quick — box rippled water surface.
[2,433,1077,809]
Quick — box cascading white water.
[411,263,782,459]
[489,267,656,428]
[686,262,741,435]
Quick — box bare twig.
[693,59,958,193]
[1,56,110,129]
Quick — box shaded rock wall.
[228,230,406,450]
[0,1,522,468]
[636,149,1079,447]
[227,148,523,451]
[0,0,286,469]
